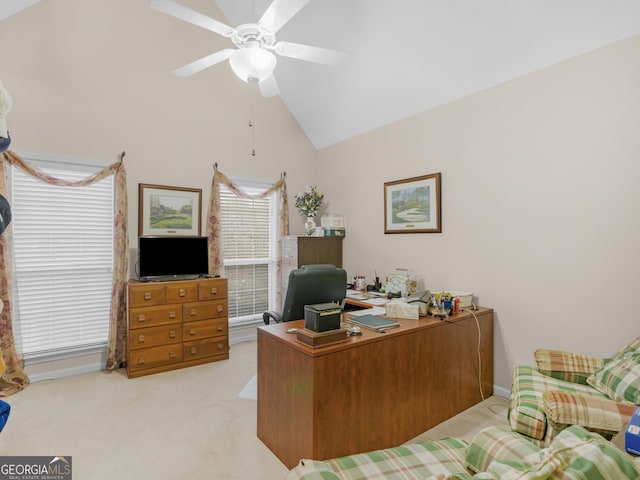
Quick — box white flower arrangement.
[294,185,324,218]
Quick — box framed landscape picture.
[138,183,202,236]
[384,173,441,234]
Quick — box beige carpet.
[409,395,510,444]
[0,340,509,480]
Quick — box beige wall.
[0,0,317,245]
[317,35,640,393]
[3,1,639,393]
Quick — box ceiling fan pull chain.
[252,122,256,157]
[249,96,256,157]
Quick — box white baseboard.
[229,321,259,345]
[492,384,511,400]
[26,354,105,383]
[230,333,258,345]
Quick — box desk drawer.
[183,300,227,321]
[129,324,182,350]
[129,344,183,371]
[129,304,182,329]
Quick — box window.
[10,158,114,360]
[219,180,279,325]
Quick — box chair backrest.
[281,264,347,322]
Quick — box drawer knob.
[137,314,146,323]
[169,330,176,339]
[138,334,145,344]
[189,329,197,336]
[138,356,145,365]
[216,326,223,332]
[144,292,152,300]
[190,308,197,316]
[210,287,218,294]
[169,311,176,319]
[217,343,224,351]
[217,305,224,313]
[169,351,176,359]
[190,347,197,355]
[179,288,186,297]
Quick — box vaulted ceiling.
[3,1,640,149]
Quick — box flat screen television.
[138,236,209,280]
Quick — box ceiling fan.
[150,0,348,97]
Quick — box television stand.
[126,277,229,378]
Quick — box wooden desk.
[257,307,493,468]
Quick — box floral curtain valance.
[206,167,288,276]
[0,150,129,396]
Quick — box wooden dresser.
[126,277,229,378]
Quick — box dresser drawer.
[166,281,198,303]
[198,279,228,301]
[129,324,183,350]
[129,344,183,371]
[183,318,227,341]
[183,337,228,361]
[129,304,182,329]
[128,283,166,307]
[183,300,227,321]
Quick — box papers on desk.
[346,289,370,299]
[347,291,369,300]
[347,306,387,317]
[362,297,387,305]
[346,290,388,306]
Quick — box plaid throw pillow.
[612,337,640,361]
[587,353,640,403]
[465,426,540,473]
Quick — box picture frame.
[138,183,202,237]
[384,173,441,234]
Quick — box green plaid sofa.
[286,425,640,479]
[509,338,640,446]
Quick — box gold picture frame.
[138,183,202,236]
[384,173,441,234]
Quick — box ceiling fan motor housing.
[232,24,276,50]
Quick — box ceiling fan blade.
[172,49,235,77]
[275,41,348,67]
[259,74,280,97]
[258,0,311,33]
[151,0,235,37]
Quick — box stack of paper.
[450,291,473,308]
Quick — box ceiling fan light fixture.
[229,45,277,83]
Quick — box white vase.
[304,216,317,236]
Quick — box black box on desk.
[304,302,342,332]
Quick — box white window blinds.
[10,160,114,358]
[219,181,278,324]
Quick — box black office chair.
[263,264,347,324]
